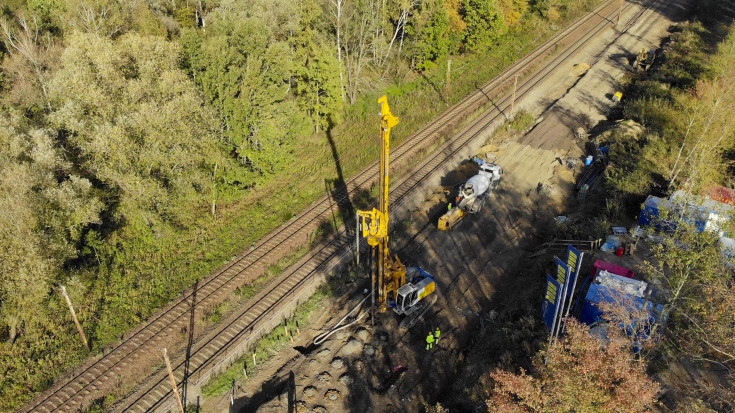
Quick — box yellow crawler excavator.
[357,96,436,328]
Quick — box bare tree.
[63,0,124,38]
[330,0,350,101]
[669,68,735,188]
[343,8,372,104]
[668,103,701,183]
[0,15,53,109]
[380,1,416,68]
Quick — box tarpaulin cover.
[580,283,663,326]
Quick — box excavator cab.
[392,267,435,316]
[394,289,414,313]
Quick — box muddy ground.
[202,1,694,412]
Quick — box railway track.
[20,0,675,411]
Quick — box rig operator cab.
[393,267,435,316]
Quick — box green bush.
[509,110,535,131]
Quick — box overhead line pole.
[59,285,89,352]
[445,58,452,102]
[510,74,519,118]
[163,348,185,413]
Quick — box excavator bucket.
[438,208,465,231]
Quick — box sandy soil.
[202,1,692,412]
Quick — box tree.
[444,0,467,52]
[297,40,343,133]
[0,13,57,112]
[668,35,735,190]
[641,224,735,366]
[59,0,171,39]
[487,319,660,412]
[26,0,64,32]
[180,3,308,181]
[497,0,528,27]
[328,0,348,101]
[339,0,379,104]
[61,0,127,37]
[378,0,416,69]
[0,113,101,348]
[407,0,450,71]
[634,216,734,411]
[531,0,562,19]
[0,161,52,346]
[48,31,219,225]
[462,0,507,52]
[293,0,342,133]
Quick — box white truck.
[438,158,502,230]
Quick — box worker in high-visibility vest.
[434,327,441,346]
[426,332,435,350]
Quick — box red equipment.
[592,259,634,279]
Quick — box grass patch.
[203,300,233,324]
[509,110,536,132]
[201,289,328,397]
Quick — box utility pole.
[163,348,185,413]
[510,74,518,118]
[59,285,89,352]
[617,0,624,26]
[211,163,217,218]
[355,212,360,268]
[444,58,452,102]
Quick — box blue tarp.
[639,193,733,234]
[580,283,664,331]
[639,195,705,232]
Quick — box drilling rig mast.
[357,97,436,320]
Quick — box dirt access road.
[206,0,692,412]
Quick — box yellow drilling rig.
[357,96,436,325]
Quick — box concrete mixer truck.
[438,158,502,231]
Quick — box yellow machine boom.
[357,96,437,320]
[357,96,406,310]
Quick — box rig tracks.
[20,0,675,411]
